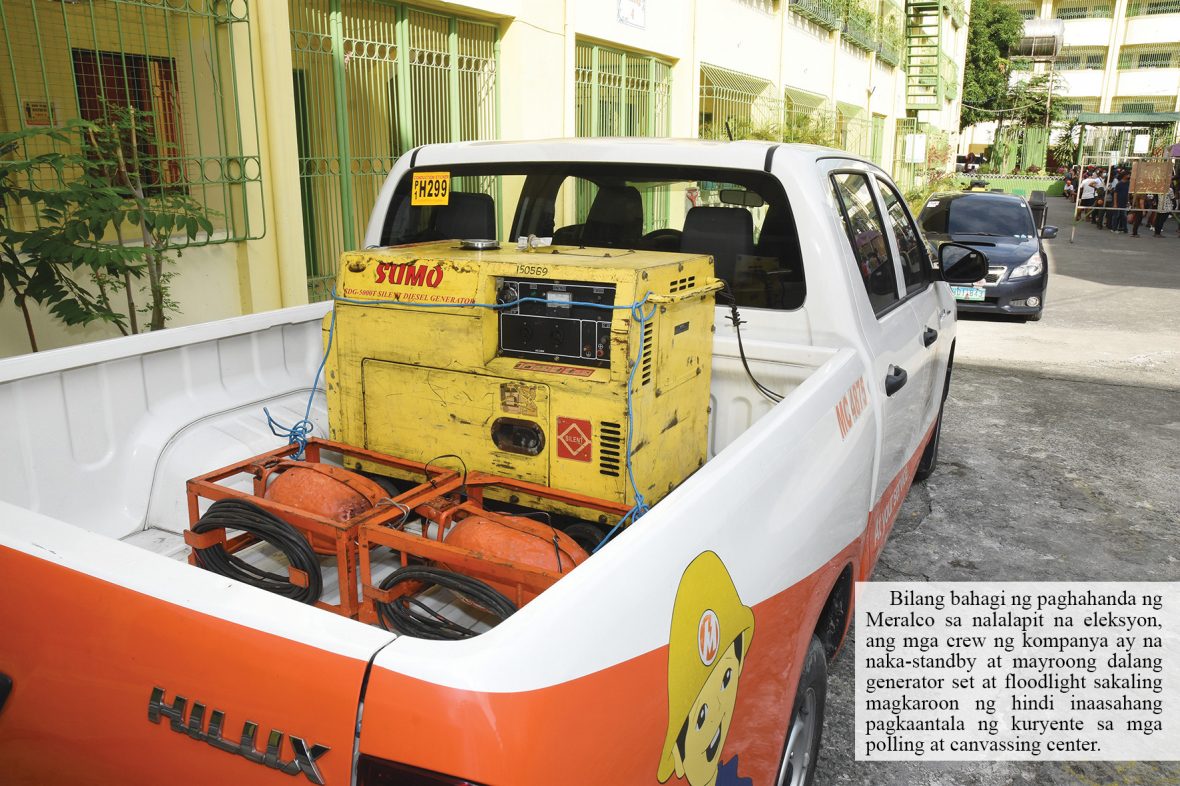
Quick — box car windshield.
[921,196,1036,239]
[377,162,807,310]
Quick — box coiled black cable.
[191,499,323,604]
[374,566,517,640]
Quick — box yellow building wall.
[0,0,308,358]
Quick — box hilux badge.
[148,687,329,784]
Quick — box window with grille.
[575,42,672,139]
[71,49,183,193]
[0,0,263,245]
[1054,1,1113,18]
[1113,96,1175,112]
[698,63,779,141]
[1117,45,1180,69]
[1126,0,1180,15]
[1057,47,1106,69]
[572,42,672,231]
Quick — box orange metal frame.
[357,472,632,624]
[186,438,631,625]
[185,438,459,619]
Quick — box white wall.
[1123,14,1180,45]
[0,242,243,357]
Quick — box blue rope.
[264,307,336,460]
[266,289,654,540]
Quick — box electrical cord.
[191,499,323,604]
[267,289,657,557]
[374,565,517,640]
[718,283,784,404]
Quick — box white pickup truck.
[0,140,987,786]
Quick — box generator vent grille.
[641,321,655,386]
[599,421,623,477]
[669,276,697,293]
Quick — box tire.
[775,636,827,786]
[914,402,943,483]
[1027,309,1043,322]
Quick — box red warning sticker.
[556,417,592,462]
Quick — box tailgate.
[0,504,393,785]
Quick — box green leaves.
[961,0,1025,130]
[2,110,217,346]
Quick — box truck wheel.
[914,404,943,483]
[775,636,827,786]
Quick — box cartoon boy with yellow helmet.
[658,551,755,786]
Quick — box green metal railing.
[575,42,672,138]
[0,0,263,244]
[1053,1,1114,18]
[1113,95,1177,112]
[1126,0,1180,15]
[699,63,781,140]
[1116,43,1180,69]
[892,117,921,192]
[1056,47,1107,69]
[291,2,498,301]
[789,0,844,30]
[877,22,905,66]
[1056,96,1101,116]
[1004,0,1040,19]
[842,0,879,52]
[575,41,672,231]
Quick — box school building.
[0,0,969,355]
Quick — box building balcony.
[1112,67,1180,96]
[843,4,879,52]
[789,0,843,30]
[877,25,904,66]
[1124,13,1180,44]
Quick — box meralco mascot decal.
[658,551,755,786]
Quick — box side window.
[878,178,932,294]
[831,172,899,315]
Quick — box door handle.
[884,365,908,397]
[922,327,938,347]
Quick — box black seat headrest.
[582,186,644,247]
[433,191,496,240]
[681,206,754,283]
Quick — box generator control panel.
[496,278,617,368]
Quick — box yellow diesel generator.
[325,241,720,516]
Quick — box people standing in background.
[1152,182,1176,238]
[1129,194,1146,237]
[1078,172,1101,222]
[1113,174,1130,234]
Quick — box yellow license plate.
[411,171,451,206]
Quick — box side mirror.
[940,243,989,284]
[1040,225,1058,239]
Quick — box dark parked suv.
[919,191,1055,321]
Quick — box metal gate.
[290,1,498,301]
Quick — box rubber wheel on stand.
[776,635,827,786]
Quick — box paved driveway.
[814,211,1180,786]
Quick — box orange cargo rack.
[185,438,460,619]
[357,472,632,624]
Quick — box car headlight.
[1009,253,1043,279]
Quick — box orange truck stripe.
[0,547,369,785]
[355,425,936,785]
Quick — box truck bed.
[0,303,831,542]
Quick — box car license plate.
[952,286,986,302]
